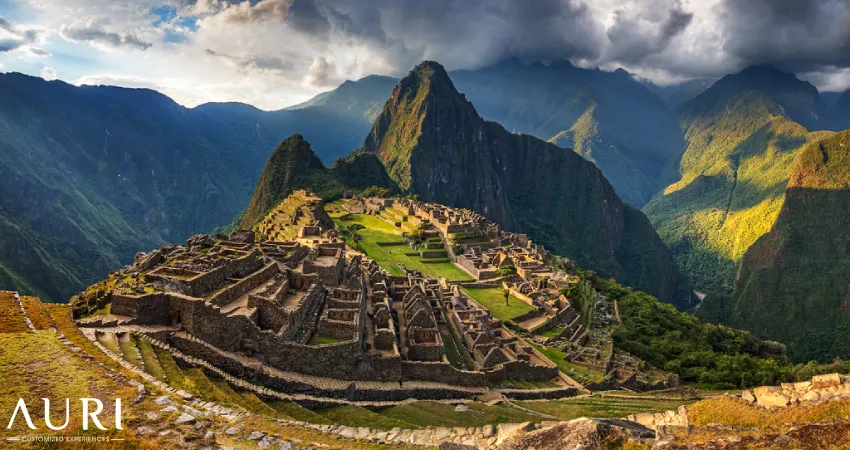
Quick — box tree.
[496,265,517,278]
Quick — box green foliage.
[356,185,393,198]
[495,265,517,278]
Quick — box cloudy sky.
[1,0,848,110]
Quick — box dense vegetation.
[558,267,849,389]
[362,61,695,309]
[644,65,837,294]
[698,130,850,363]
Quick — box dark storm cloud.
[605,2,693,65]
[303,0,609,71]
[721,0,850,73]
[60,25,153,50]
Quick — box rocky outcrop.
[497,418,654,450]
[361,61,694,309]
[741,373,850,408]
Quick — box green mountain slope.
[241,135,396,229]
[643,66,834,294]
[0,73,393,301]
[697,130,850,362]
[362,61,694,309]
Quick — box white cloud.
[40,66,57,80]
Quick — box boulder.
[498,418,654,450]
[187,234,215,249]
[753,386,790,407]
[741,390,756,403]
[174,413,195,425]
[812,373,842,389]
[229,230,256,244]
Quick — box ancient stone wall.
[400,361,489,387]
[111,292,170,325]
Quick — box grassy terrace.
[533,345,606,384]
[460,286,535,322]
[516,396,691,421]
[307,334,347,346]
[334,213,473,281]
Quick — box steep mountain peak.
[396,60,465,105]
[680,64,826,130]
[361,61,694,309]
[362,60,479,190]
[240,134,338,229]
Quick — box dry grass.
[688,396,850,428]
[21,296,56,330]
[0,291,29,333]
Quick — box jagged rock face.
[699,130,850,361]
[363,61,694,309]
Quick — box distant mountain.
[286,59,688,207]
[362,61,694,309]
[643,65,835,294]
[240,134,395,229]
[0,73,391,301]
[449,59,685,206]
[643,78,715,110]
[697,130,850,362]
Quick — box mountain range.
[644,65,845,294]
[2,59,850,327]
[695,129,850,362]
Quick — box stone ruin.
[77,225,573,402]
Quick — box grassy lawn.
[307,334,347,346]
[136,338,166,381]
[21,296,56,330]
[537,326,565,339]
[117,335,142,368]
[315,405,416,430]
[533,345,606,384]
[0,331,136,435]
[377,401,540,428]
[461,287,535,321]
[516,396,691,421]
[438,323,475,370]
[335,214,473,280]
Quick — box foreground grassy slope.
[698,130,850,362]
[644,66,834,294]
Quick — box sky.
[1,0,849,110]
